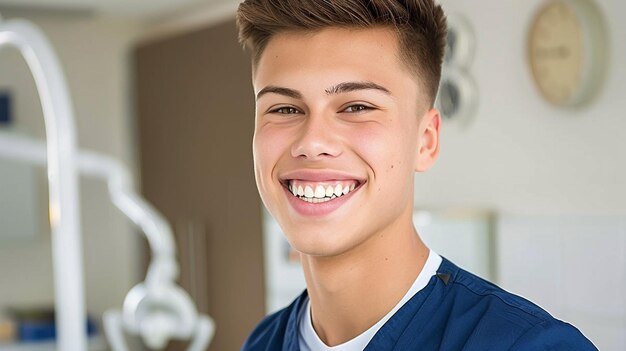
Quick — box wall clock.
[527,0,608,107]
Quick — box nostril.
[290,132,342,159]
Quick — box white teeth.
[325,186,334,197]
[334,184,343,197]
[314,185,326,198]
[308,197,333,203]
[288,181,360,202]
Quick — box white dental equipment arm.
[0,131,215,350]
[0,14,214,351]
[0,15,85,351]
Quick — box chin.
[284,224,368,258]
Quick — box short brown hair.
[236,0,447,104]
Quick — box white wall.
[415,1,625,349]
[417,0,625,215]
[0,12,143,319]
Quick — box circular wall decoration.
[436,67,478,124]
[527,0,608,107]
[444,13,476,68]
[436,13,478,126]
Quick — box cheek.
[348,123,416,177]
[348,123,418,213]
[253,126,290,188]
[254,125,281,162]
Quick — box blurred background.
[0,0,623,350]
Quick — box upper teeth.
[288,181,359,201]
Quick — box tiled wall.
[497,215,626,351]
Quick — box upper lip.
[279,169,366,183]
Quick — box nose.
[290,114,341,160]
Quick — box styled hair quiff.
[236,0,447,104]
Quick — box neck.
[300,210,429,347]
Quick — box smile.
[286,180,360,203]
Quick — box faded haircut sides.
[235,0,447,106]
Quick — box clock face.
[527,0,606,107]
[529,1,584,105]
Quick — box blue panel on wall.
[0,93,12,125]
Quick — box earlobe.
[415,108,441,172]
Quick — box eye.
[269,106,302,115]
[342,104,373,113]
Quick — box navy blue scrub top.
[242,257,597,351]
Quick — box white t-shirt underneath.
[298,250,442,351]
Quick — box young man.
[236,1,596,350]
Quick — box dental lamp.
[0,12,214,351]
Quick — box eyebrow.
[325,81,391,96]
[256,86,303,100]
[256,81,391,100]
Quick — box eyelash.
[268,104,373,115]
[270,106,302,115]
[343,104,372,113]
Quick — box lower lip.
[283,185,360,217]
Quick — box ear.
[415,108,441,172]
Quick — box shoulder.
[508,319,598,350]
[435,258,597,350]
[241,292,306,351]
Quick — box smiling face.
[253,27,440,257]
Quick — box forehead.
[253,27,417,93]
